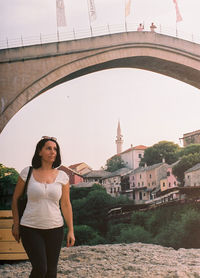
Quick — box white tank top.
[20,166,69,229]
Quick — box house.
[160,162,179,191]
[101,167,132,197]
[130,160,168,204]
[59,165,83,185]
[184,163,200,187]
[83,170,110,184]
[119,145,147,169]
[71,181,95,188]
[179,129,200,147]
[110,145,147,170]
[69,162,92,175]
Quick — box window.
[150,174,152,178]
[138,182,140,187]
[138,154,142,158]
[174,181,176,186]
[169,182,171,187]
[114,188,116,193]
[140,174,142,179]
[133,182,135,187]
[167,171,170,176]
[163,182,165,187]
[188,176,190,179]
[148,183,150,187]
[110,188,112,193]
[142,182,144,186]
[143,193,146,197]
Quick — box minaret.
[116,120,123,154]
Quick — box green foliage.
[70,182,200,249]
[71,197,87,226]
[105,156,126,172]
[0,163,19,209]
[105,204,200,249]
[172,153,200,185]
[179,208,200,248]
[82,189,115,233]
[0,163,18,178]
[154,208,200,249]
[73,225,106,246]
[140,141,180,166]
[106,223,130,243]
[71,186,116,236]
[154,220,184,249]
[70,183,105,200]
[113,195,133,205]
[145,207,176,236]
[70,184,135,246]
[70,186,92,200]
[131,211,149,228]
[116,225,152,244]
[70,184,200,249]
[178,144,200,158]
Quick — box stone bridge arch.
[0,31,200,132]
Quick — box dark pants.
[20,225,64,278]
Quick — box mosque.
[115,121,147,170]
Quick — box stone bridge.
[0,31,200,132]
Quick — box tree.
[70,183,105,200]
[172,153,200,185]
[83,189,115,233]
[105,155,126,172]
[71,225,106,246]
[0,164,19,209]
[178,144,200,158]
[140,141,180,166]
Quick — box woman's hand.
[67,230,75,247]
[12,224,20,243]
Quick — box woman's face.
[39,140,57,164]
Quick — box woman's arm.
[61,183,75,247]
[11,176,25,242]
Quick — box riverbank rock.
[0,243,200,277]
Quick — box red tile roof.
[59,165,83,177]
[120,145,147,155]
[69,162,84,169]
[109,145,148,160]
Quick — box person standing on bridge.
[150,22,157,32]
[137,23,144,31]
[12,136,75,278]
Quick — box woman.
[12,136,75,278]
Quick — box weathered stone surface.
[0,243,200,277]
[1,32,200,132]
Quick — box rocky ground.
[0,243,200,278]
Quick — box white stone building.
[102,168,132,197]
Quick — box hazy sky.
[0,0,200,172]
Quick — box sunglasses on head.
[42,136,57,141]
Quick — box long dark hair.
[32,138,61,169]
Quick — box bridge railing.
[0,22,199,50]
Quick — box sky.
[0,0,200,172]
